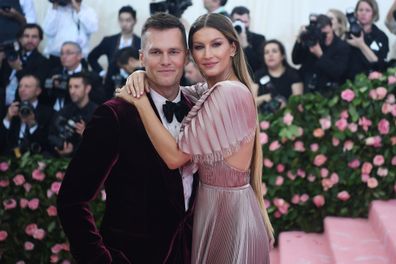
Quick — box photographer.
[42,0,98,68]
[0,75,53,156]
[292,14,350,96]
[49,72,97,157]
[231,6,266,74]
[203,0,229,17]
[345,0,388,80]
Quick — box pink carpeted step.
[278,231,333,264]
[325,216,392,264]
[369,199,396,261]
[269,247,280,264]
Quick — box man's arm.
[88,38,108,74]
[57,104,120,263]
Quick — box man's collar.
[150,88,181,115]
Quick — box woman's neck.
[268,64,285,78]
[363,23,372,33]
[207,69,237,88]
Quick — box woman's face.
[191,27,236,80]
[264,43,283,69]
[356,1,374,26]
[327,11,340,32]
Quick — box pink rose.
[0,180,10,187]
[392,137,396,146]
[387,94,396,104]
[32,169,45,181]
[291,194,300,204]
[392,156,396,166]
[0,162,9,172]
[319,116,332,130]
[340,110,349,119]
[25,224,38,236]
[388,75,396,85]
[287,171,296,181]
[377,167,388,177]
[341,89,355,102]
[24,241,34,251]
[332,137,340,146]
[263,158,273,168]
[28,198,40,210]
[359,117,372,131]
[392,105,396,117]
[259,132,268,145]
[365,136,382,148]
[381,103,392,114]
[348,159,360,169]
[47,206,57,216]
[361,173,370,182]
[378,119,390,135]
[260,121,270,130]
[51,244,64,254]
[20,198,29,209]
[274,211,282,218]
[261,183,267,196]
[320,168,329,178]
[13,174,25,186]
[330,173,339,184]
[343,140,354,151]
[3,199,17,210]
[369,89,378,100]
[294,141,305,152]
[300,194,309,202]
[51,182,62,195]
[307,174,316,182]
[283,112,294,126]
[269,140,281,151]
[313,128,325,138]
[368,71,383,80]
[297,127,304,137]
[313,195,325,208]
[0,230,8,241]
[310,143,319,152]
[55,171,65,180]
[335,118,348,131]
[361,162,373,174]
[367,177,379,189]
[376,87,387,100]
[348,123,358,133]
[23,183,32,192]
[373,155,385,166]
[50,255,59,264]
[337,191,351,201]
[313,154,327,167]
[298,104,304,112]
[297,169,306,178]
[37,161,46,171]
[275,176,284,186]
[322,179,334,191]
[276,164,285,173]
[33,228,46,240]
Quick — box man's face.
[118,12,135,34]
[203,0,219,11]
[18,76,41,102]
[231,13,250,29]
[68,77,89,105]
[120,57,140,74]
[20,28,41,52]
[140,28,187,92]
[60,44,82,70]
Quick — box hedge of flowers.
[1,70,396,262]
[261,70,396,235]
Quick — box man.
[49,72,97,157]
[46,41,103,111]
[184,58,204,85]
[231,6,266,74]
[57,13,197,264]
[0,74,53,156]
[0,23,50,113]
[88,5,141,78]
[203,0,229,17]
[292,14,350,96]
[42,0,98,68]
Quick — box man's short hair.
[20,74,41,88]
[119,5,136,20]
[17,23,44,40]
[69,72,92,86]
[115,47,139,66]
[231,6,250,17]
[141,12,187,49]
[61,41,82,54]
[220,0,228,7]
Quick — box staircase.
[270,200,396,264]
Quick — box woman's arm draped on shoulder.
[180,82,208,103]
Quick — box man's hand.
[0,8,26,24]
[8,57,23,71]
[55,142,74,156]
[309,43,323,58]
[6,102,20,121]
[71,0,81,12]
[237,31,249,49]
[74,120,86,136]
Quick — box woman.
[346,0,389,80]
[254,39,303,113]
[116,13,273,263]
[327,9,348,40]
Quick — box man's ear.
[85,84,92,94]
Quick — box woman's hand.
[125,70,149,98]
[115,86,148,107]
[346,32,365,49]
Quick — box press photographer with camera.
[42,0,98,69]
[231,6,266,74]
[345,0,389,80]
[49,72,97,157]
[203,0,229,16]
[0,74,53,156]
[292,14,350,96]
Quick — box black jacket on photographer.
[244,30,266,74]
[292,35,350,96]
[0,101,53,156]
[346,24,389,80]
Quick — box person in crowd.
[346,0,389,80]
[184,57,205,85]
[254,39,303,114]
[385,0,396,34]
[49,72,97,157]
[327,9,348,40]
[88,5,140,79]
[231,6,266,74]
[0,23,50,114]
[42,0,98,68]
[0,0,36,43]
[203,0,229,17]
[117,13,273,264]
[57,13,198,264]
[45,41,103,111]
[292,14,350,96]
[0,74,53,157]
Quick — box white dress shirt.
[150,89,194,211]
[3,100,39,137]
[20,0,36,23]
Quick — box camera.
[48,0,81,6]
[19,101,35,118]
[346,9,362,38]
[233,20,245,34]
[0,40,20,62]
[49,115,82,150]
[300,14,323,48]
[44,73,69,91]
[150,0,192,18]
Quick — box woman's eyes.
[193,42,222,50]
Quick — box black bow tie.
[162,99,189,123]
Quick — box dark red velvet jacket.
[57,96,197,264]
